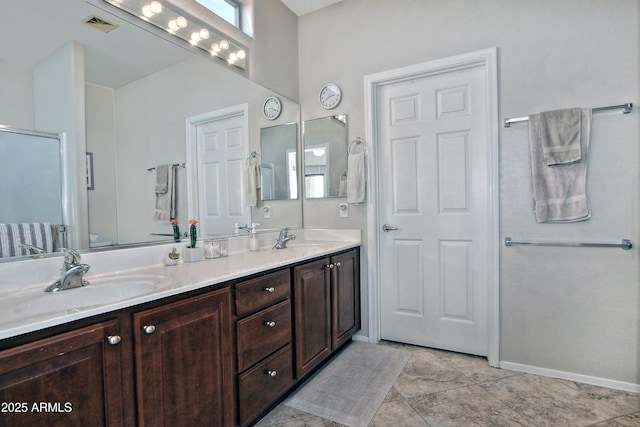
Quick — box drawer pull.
[265,321,276,328]
[264,286,275,293]
[266,370,277,377]
[143,325,156,334]
[107,335,121,345]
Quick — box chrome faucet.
[44,248,90,292]
[272,228,296,250]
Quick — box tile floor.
[257,341,640,427]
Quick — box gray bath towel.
[539,108,583,165]
[154,164,176,222]
[528,108,592,223]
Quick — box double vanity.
[0,229,361,427]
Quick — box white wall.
[85,84,118,244]
[297,0,639,387]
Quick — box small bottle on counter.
[249,223,260,251]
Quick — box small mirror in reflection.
[303,115,348,198]
[260,123,299,201]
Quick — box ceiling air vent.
[84,15,119,33]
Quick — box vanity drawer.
[237,299,291,371]
[238,344,293,425]
[235,269,290,316]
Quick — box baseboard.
[500,361,640,393]
[352,334,369,343]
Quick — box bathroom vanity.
[0,232,360,427]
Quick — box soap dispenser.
[249,223,260,251]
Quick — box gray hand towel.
[155,164,169,194]
[528,108,592,223]
[539,108,582,165]
[154,165,176,222]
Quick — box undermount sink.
[10,275,165,317]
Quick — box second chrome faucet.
[272,228,296,250]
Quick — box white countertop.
[0,229,360,341]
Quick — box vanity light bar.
[104,0,248,69]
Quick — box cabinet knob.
[325,263,334,269]
[264,286,275,293]
[266,370,277,377]
[143,325,156,334]
[335,262,341,267]
[265,321,276,328]
[107,335,121,345]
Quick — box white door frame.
[363,48,500,366]
[185,103,249,226]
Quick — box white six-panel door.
[186,107,250,237]
[376,63,491,356]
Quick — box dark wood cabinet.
[133,288,234,427]
[234,269,293,426]
[330,249,361,349]
[0,320,126,427]
[294,248,360,379]
[293,257,332,378]
[0,246,360,427]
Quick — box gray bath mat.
[284,341,410,427]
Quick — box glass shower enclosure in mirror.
[303,115,348,198]
[260,123,298,201]
[0,127,66,258]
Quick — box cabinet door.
[0,320,125,427]
[331,249,361,348]
[293,258,331,378]
[134,288,233,427]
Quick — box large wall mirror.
[303,115,348,198]
[0,0,301,261]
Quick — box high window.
[194,0,241,28]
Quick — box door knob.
[382,224,398,232]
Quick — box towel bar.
[504,237,632,250]
[147,162,185,171]
[504,102,633,128]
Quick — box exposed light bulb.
[237,50,246,59]
[190,32,201,44]
[150,1,162,13]
[219,39,230,50]
[176,16,187,28]
[142,5,153,18]
[228,53,238,63]
[199,29,210,39]
[168,20,178,31]
[211,43,221,53]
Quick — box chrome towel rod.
[147,162,185,171]
[505,237,632,250]
[504,102,633,128]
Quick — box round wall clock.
[263,96,282,120]
[319,83,342,109]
